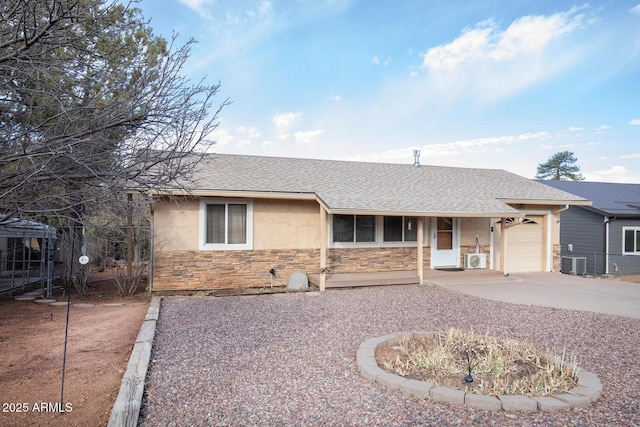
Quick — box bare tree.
[1,0,229,292]
[0,0,228,224]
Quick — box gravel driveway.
[140,285,640,426]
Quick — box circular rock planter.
[357,331,602,412]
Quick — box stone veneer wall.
[152,246,428,291]
[152,249,320,291]
[327,247,419,273]
[553,244,561,272]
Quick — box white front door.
[431,217,459,268]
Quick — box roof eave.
[499,198,592,207]
[151,189,318,201]
[324,208,525,218]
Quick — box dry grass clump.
[378,328,580,396]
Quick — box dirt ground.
[0,272,151,427]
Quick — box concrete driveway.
[429,272,640,319]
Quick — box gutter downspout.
[604,216,616,275]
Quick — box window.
[436,217,453,250]
[623,227,640,255]
[383,216,418,242]
[200,199,253,250]
[333,214,375,243]
[331,215,425,246]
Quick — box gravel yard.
[139,285,640,426]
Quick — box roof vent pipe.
[413,150,420,168]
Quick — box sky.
[136,0,640,182]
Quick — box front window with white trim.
[383,216,418,242]
[623,227,640,255]
[333,214,375,243]
[200,199,253,250]
[331,214,425,247]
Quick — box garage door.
[505,217,543,273]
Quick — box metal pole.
[26,234,33,290]
[10,236,17,288]
[127,193,133,286]
[47,237,55,298]
[60,223,76,411]
[39,229,46,296]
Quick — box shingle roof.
[538,180,640,217]
[176,154,589,216]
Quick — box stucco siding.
[459,217,491,248]
[152,198,200,251]
[254,199,320,249]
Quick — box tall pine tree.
[535,151,585,181]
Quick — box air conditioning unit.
[464,253,486,269]
[561,256,587,275]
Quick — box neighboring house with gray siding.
[538,181,640,276]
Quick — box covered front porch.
[308,268,504,289]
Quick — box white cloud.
[413,7,587,105]
[585,165,640,183]
[178,0,213,19]
[630,4,640,15]
[212,126,234,147]
[293,129,325,144]
[272,112,303,139]
[596,125,610,130]
[421,25,492,70]
[349,132,550,163]
[629,119,640,125]
[621,153,640,159]
[489,13,578,61]
[328,92,342,101]
[371,55,390,66]
[237,126,261,139]
[568,126,584,132]
[246,0,272,18]
[421,9,582,71]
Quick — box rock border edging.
[357,331,602,412]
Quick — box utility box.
[464,253,486,269]
[561,256,587,276]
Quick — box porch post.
[500,218,507,275]
[417,217,424,283]
[319,205,328,292]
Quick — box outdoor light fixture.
[464,346,474,383]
